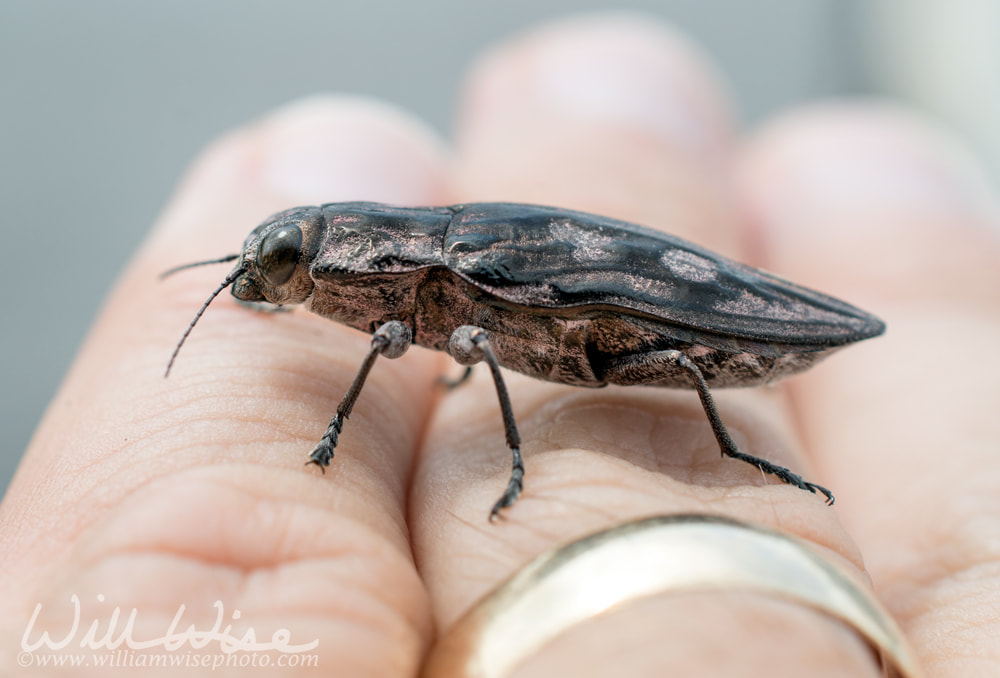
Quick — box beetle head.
[232,206,324,306]
[163,206,325,376]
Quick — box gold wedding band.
[423,514,923,678]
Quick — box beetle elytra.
[165,202,885,519]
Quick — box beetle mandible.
[165,202,885,519]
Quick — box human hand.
[4,14,998,677]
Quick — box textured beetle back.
[443,203,884,348]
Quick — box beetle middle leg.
[307,321,412,470]
[448,326,524,521]
[605,350,834,504]
[436,365,474,390]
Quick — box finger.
[1,97,448,674]
[736,104,1000,673]
[414,15,876,676]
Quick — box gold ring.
[423,514,923,678]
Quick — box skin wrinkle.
[534,402,715,469]
[186,464,408,556]
[881,532,1000,625]
[159,332,373,389]
[73,417,290,489]
[41,553,427,674]
[509,466,701,525]
[163,368,362,410]
[10,386,421,608]
[145,335,434,484]
[71,358,384,431]
[496,447,845,548]
[77,545,418,632]
[522,391,789,478]
[63,477,430,632]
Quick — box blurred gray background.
[2,0,998,493]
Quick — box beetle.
[165,202,885,519]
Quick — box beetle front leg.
[307,320,412,470]
[448,326,524,521]
[234,298,292,314]
[605,350,835,505]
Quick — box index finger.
[1,98,448,674]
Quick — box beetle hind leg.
[436,365,474,390]
[605,350,834,505]
[448,326,524,521]
[307,321,412,471]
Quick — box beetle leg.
[605,350,835,505]
[234,298,292,314]
[436,365,474,390]
[307,321,412,471]
[449,326,524,521]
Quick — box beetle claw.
[437,365,474,391]
[489,490,517,523]
[488,449,524,522]
[305,458,327,474]
[806,482,836,506]
[308,432,337,470]
[773,467,836,505]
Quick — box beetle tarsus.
[437,365,474,391]
[725,448,835,504]
[807,482,835,506]
[306,459,327,474]
[308,416,342,470]
[489,448,525,522]
[606,349,834,504]
[235,298,292,314]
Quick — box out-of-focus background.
[2,0,998,493]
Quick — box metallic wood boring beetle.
[165,202,885,519]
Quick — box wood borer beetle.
[165,202,885,519]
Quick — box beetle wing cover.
[443,203,884,347]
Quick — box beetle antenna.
[159,254,240,280]
[165,266,246,377]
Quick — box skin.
[3,14,999,678]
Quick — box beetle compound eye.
[257,224,303,286]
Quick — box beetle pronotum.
[165,202,885,519]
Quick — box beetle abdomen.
[411,271,833,388]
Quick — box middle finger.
[413,18,865,672]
